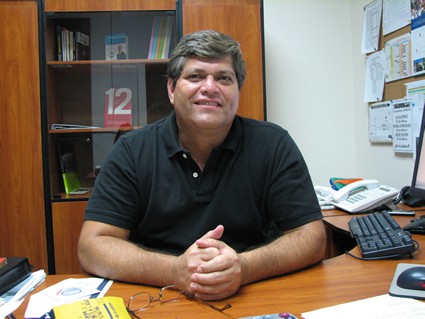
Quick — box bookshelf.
[44,11,176,201]
[41,2,178,274]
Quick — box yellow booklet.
[52,296,131,319]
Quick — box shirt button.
[193,172,199,178]
[182,153,187,159]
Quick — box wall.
[263,0,413,189]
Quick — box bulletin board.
[364,0,425,152]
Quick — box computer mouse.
[396,266,425,290]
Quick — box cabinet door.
[52,201,87,274]
[44,11,176,199]
[182,0,265,120]
[0,0,48,271]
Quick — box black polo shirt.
[85,112,322,254]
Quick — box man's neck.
[178,124,231,171]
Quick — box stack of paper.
[0,269,46,318]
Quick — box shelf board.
[48,58,169,67]
[52,192,91,202]
[49,126,141,134]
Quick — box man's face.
[167,56,240,131]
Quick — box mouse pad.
[389,263,425,299]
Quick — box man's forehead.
[182,56,235,73]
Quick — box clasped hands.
[174,225,243,301]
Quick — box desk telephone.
[316,179,399,213]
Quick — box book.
[51,296,131,319]
[0,257,32,295]
[105,33,128,60]
[57,141,90,195]
[55,27,89,61]
[162,16,174,59]
[148,16,174,59]
[51,123,100,130]
[75,31,90,60]
[69,30,74,61]
[56,25,62,61]
[58,27,72,61]
[61,27,68,61]
[0,257,7,269]
[104,88,133,128]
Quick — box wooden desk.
[12,209,425,319]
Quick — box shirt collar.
[162,111,242,158]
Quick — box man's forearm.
[239,220,326,285]
[78,235,177,287]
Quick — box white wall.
[263,0,413,189]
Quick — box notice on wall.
[369,101,393,143]
[405,80,425,147]
[362,0,382,54]
[392,99,413,153]
[411,26,425,76]
[382,0,411,36]
[364,50,386,102]
[384,33,412,82]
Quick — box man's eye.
[218,76,234,84]
[187,74,202,81]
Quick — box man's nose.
[201,75,218,94]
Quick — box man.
[116,44,127,60]
[78,30,326,301]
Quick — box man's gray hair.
[167,30,246,89]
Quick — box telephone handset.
[330,179,399,213]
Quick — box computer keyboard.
[348,211,416,258]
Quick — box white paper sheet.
[302,294,425,319]
[364,50,386,102]
[24,277,113,318]
[382,0,411,35]
[392,98,413,153]
[405,80,425,156]
[362,0,382,54]
[411,25,425,76]
[369,101,392,143]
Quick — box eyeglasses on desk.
[126,284,232,318]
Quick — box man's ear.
[167,78,175,105]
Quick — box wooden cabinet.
[41,1,178,273]
[0,0,48,271]
[39,0,265,274]
[52,201,87,274]
[182,0,265,120]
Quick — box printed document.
[384,33,412,82]
[382,0,410,36]
[392,98,413,153]
[362,0,382,54]
[369,101,392,143]
[364,50,386,102]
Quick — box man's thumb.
[200,225,224,240]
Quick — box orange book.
[0,257,6,269]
